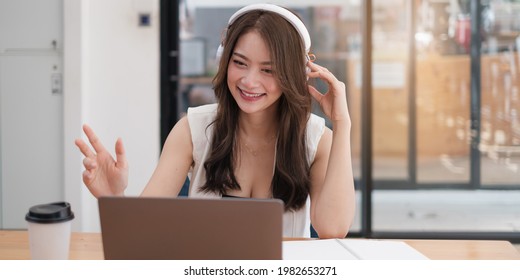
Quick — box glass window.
[480,0,520,185]
[415,0,471,183]
[371,0,409,181]
[372,0,520,233]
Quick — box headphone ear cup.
[216,44,224,65]
[305,55,311,80]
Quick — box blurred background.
[0,0,519,243]
[174,0,520,240]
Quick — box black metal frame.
[360,0,373,238]
[469,0,482,188]
[160,0,180,148]
[407,0,418,189]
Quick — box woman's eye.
[233,60,246,67]
[262,69,273,74]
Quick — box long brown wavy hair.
[199,9,312,211]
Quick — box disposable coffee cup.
[25,202,75,260]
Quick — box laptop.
[98,196,283,260]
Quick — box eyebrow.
[232,52,272,65]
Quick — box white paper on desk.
[283,239,429,260]
[337,239,429,260]
[283,240,358,260]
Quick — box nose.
[241,69,260,88]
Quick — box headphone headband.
[226,4,311,53]
[216,4,312,73]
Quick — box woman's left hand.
[307,61,350,125]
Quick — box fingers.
[75,138,95,158]
[76,124,126,168]
[115,138,128,169]
[308,84,324,103]
[82,124,108,154]
[307,60,329,73]
[83,157,97,170]
[82,169,93,183]
[306,61,338,85]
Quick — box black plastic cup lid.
[25,202,75,224]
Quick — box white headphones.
[216,4,312,67]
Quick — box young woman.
[76,4,355,238]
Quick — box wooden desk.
[1,230,519,260]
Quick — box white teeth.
[241,89,263,98]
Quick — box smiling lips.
[238,87,266,101]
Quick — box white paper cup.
[25,202,74,260]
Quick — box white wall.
[0,0,64,229]
[64,0,160,232]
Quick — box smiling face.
[227,30,283,115]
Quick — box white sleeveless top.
[186,103,325,237]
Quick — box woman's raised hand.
[306,61,351,125]
[75,124,128,197]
